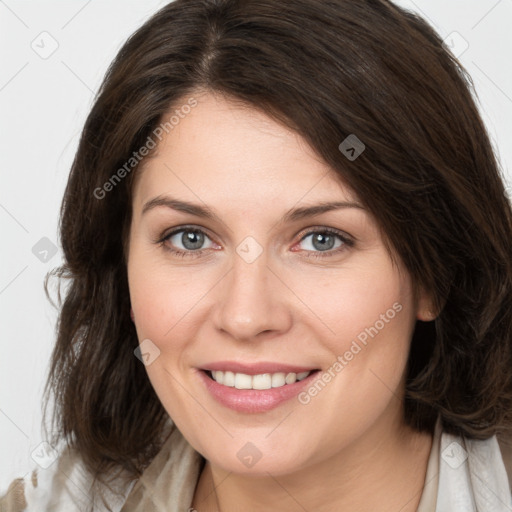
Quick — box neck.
[191,412,433,512]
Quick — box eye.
[294,228,353,258]
[159,226,219,257]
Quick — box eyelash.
[156,225,354,260]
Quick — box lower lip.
[197,369,321,413]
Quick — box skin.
[127,91,435,511]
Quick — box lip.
[196,368,322,413]
[200,361,318,375]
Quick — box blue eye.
[161,227,216,257]
[296,228,353,258]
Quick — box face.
[127,91,429,476]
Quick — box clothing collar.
[121,415,512,511]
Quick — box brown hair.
[43,0,512,500]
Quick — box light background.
[1,0,511,492]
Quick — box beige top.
[1,415,512,511]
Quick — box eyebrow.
[141,195,364,223]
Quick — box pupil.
[313,233,334,251]
[182,231,204,250]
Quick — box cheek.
[127,250,206,424]
[127,249,210,343]
[285,257,417,415]
[288,260,415,349]
[286,263,416,455]
[128,267,170,342]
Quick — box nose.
[213,248,293,342]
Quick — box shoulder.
[436,426,512,510]
[0,442,135,512]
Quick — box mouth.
[202,368,321,390]
[197,368,322,413]
[203,369,319,390]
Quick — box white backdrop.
[1,0,511,492]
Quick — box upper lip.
[200,361,319,375]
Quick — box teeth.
[223,370,235,387]
[210,370,312,389]
[272,372,286,388]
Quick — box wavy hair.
[42,0,512,498]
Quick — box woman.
[2,0,512,510]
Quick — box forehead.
[132,92,358,214]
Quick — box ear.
[416,287,437,322]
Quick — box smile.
[198,369,322,413]
[208,370,312,389]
